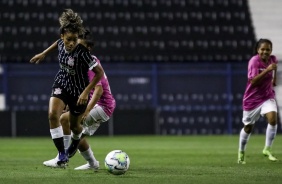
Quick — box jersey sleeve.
[247,57,259,80]
[57,39,64,51]
[271,55,278,64]
[81,50,98,70]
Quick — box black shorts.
[51,87,88,116]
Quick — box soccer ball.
[104,150,130,175]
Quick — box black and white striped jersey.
[52,39,98,97]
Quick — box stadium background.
[1,0,282,137]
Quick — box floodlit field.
[0,135,281,184]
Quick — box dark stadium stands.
[1,0,256,63]
[2,0,269,136]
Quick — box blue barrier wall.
[0,63,275,136]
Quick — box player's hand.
[30,53,45,64]
[267,63,277,71]
[77,92,88,106]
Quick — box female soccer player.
[238,39,278,164]
[30,9,104,167]
[43,31,116,170]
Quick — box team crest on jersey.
[67,57,74,66]
[54,88,62,95]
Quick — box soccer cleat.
[56,153,69,168]
[262,147,278,161]
[43,158,59,168]
[74,161,99,171]
[238,151,246,164]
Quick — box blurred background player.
[43,30,116,170]
[238,39,278,164]
[30,9,104,167]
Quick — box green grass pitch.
[0,135,282,184]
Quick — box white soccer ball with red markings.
[104,150,130,175]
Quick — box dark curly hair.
[79,29,95,49]
[59,9,85,35]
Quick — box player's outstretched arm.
[30,40,58,64]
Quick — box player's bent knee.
[244,125,253,134]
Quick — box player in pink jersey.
[238,39,278,164]
[43,30,116,170]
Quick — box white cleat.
[74,161,99,171]
[43,158,60,168]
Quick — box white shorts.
[82,104,110,136]
[242,98,277,125]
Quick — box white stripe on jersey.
[53,39,97,97]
